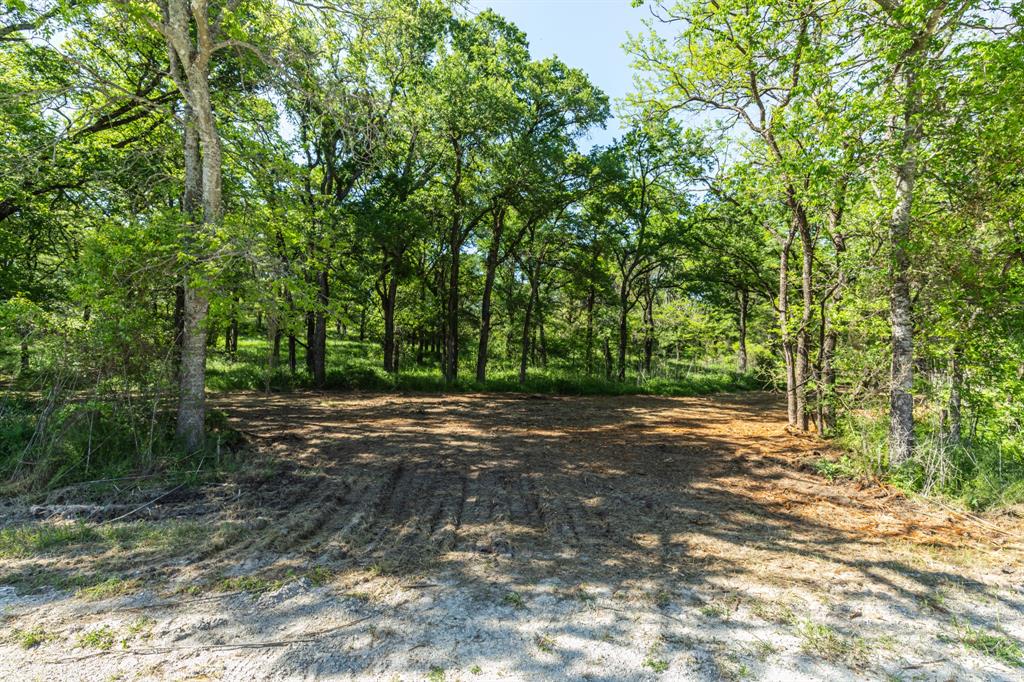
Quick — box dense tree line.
[1,0,1022,506]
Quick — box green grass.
[77,625,117,650]
[218,574,283,594]
[0,520,240,562]
[77,576,139,601]
[534,633,556,653]
[795,620,870,666]
[642,656,669,673]
[0,522,99,558]
[953,619,1023,667]
[11,626,52,649]
[0,391,245,495]
[835,409,1024,511]
[643,642,670,673]
[502,591,526,609]
[305,565,334,586]
[748,598,797,626]
[204,337,760,397]
[815,455,859,482]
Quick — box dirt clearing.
[1,391,1022,680]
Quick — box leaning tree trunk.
[888,69,920,466]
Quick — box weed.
[77,625,117,650]
[502,591,526,609]
[535,633,556,653]
[179,584,203,596]
[720,659,753,681]
[218,575,281,594]
[426,665,445,681]
[643,656,669,673]
[573,585,596,604]
[919,588,949,614]
[795,620,869,666]
[815,456,858,482]
[748,598,797,625]
[12,626,52,649]
[367,560,400,577]
[953,618,1023,667]
[643,642,669,673]
[751,638,778,660]
[699,602,729,619]
[469,664,482,675]
[649,589,671,608]
[125,616,155,638]
[306,565,333,586]
[345,591,372,602]
[78,577,139,601]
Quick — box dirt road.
[1,391,1022,680]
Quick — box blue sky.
[470,0,660,148]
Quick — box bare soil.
[1,391,1022,681]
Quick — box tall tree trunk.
[444,142,464,383]
[288,335,297,375]
[173,98,200,383]
[737,288,749,372]
[946,349,962,447]
[381,261,399,374]
[302,308,313,375]
[19,335,29,373]
[227,314,238,359]
[778,228,797,427]
[172,284,185,378]
[264,314,278,394]
[312,270,328,387]
[166,0,223,452]
[889,69,920,465]
[617,285,629,382]
[476,208,504,382]
[816,295,837,435]
[584,283,595,376]
[795,207,814,432]
[537,295,548,370]
[518,275,538,384]
[603,336,613,380]
[642,284,655,375]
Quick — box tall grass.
[834,407,1024,510]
